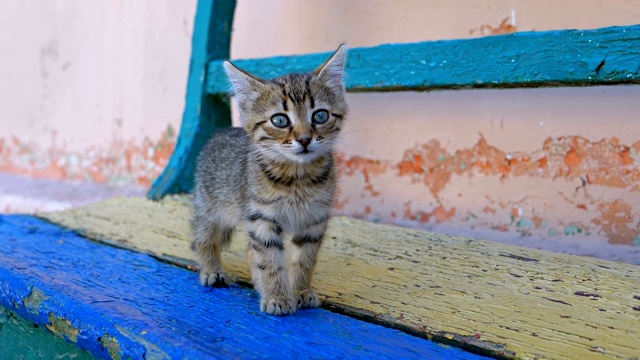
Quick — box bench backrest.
[148,0,640,199]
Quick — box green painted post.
[148,0,236,199]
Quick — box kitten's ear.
[223,61,264,100]
[315,44,348,89]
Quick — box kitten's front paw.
[199,270,231,287]
[296,289,321,309]
[260,295,296,316]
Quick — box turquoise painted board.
[148,0,236,199]
[0,215,489,359]
[206,25,640,94]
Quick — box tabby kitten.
[192,45,348,315]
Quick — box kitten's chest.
[274,196,328,233]
[248,156,336,232]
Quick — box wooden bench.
[3,0,640,358]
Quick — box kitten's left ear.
[315,44,348,89]
[223,61,265,100]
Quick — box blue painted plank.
[206,25,640,95]
[148,0,236,199]
[0,215,488,360]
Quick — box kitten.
[191,45,348,315]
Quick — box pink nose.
[297,136,311,148]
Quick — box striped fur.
[192,45,348,315]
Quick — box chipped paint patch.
[592,200,639,245]
[470,16,517,37]
[46,312,79,343]
[337,135,640,245]
[0,125,176,187]
[336,154,388,197]
[400,202,457,224]
[22,288,48,315]
[99,333,122,360]
[116,324,170,360]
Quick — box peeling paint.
[116,324,170,360]
[46,312,79,343]
[337,134,640,245]
[403,201,457,224]
[0,306,94,359]
[100,333,122,360]
[22,288,48,315]
[0,125,176,187]
[470,16,518,37]
[336,154,388,197]
[396,135,640,194]
[592,200,639,245]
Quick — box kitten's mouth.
[288,148,318,163]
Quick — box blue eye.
[312,110,330,124]
[270,114,290,128]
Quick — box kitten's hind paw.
[199,270,231,287]
[296,289,321,309]
[260,296,296,316]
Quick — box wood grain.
[41,196,640,359]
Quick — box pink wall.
[334,87,640,247]
[0,0,196,185]
[1,0,639,248]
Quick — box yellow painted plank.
[40,196,640,359]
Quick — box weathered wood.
[0,215,483,360]
[148,0,236,199]
[205,25,640,96]
[41,197,640,359]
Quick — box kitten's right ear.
[223,61,264,100]
[315,44,348,90]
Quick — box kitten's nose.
[297,136,312,148]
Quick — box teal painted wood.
[148,0,235,199]
[205,25,640,95]
[0,306,96,360]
